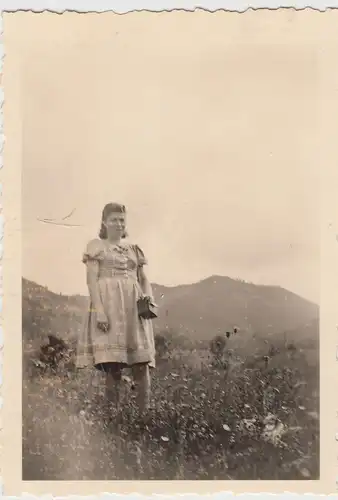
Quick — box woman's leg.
[132,362,151,413]
[105,363,123,410]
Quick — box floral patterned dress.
[76,238,156,370]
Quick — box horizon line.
[22,274,319,307]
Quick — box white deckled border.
[0,3,336,499]
[0,1,338,11]
[0,9,3,497]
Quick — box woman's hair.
[99,202,128,239]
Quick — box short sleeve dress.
[76,239,156,370]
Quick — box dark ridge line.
[22,275,319,307]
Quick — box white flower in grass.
[300,468,311,478]
[262,421,285,445]
[263,413,276,425]
[239,418,257,434]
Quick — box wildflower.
[262,421,285,445]
[135,444,142,466]
[263,413,276,425]
[300,468,311,478]
[239,418,257,434]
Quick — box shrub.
[209,334,227,357]
[154,333,171,359]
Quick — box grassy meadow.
[22,329,319,481]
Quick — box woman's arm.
[86,260,104,313]
[137,266,154,300]
[86,261,108,331]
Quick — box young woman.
[76,202,156,413]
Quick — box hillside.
[22,275,319,481]
[151,275,319,339]
[22,275,319,350]
[22,278,86,351]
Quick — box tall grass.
[22,339,319,481]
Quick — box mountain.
[22,278,86,351]
[151,275,318,339]
[22,275,319,351]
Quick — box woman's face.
[104,212,126,238]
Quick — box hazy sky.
[7,12,319,302]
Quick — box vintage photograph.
[13,11,320,482]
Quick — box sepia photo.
[4,7,337,495]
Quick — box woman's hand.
[96,310,109,333]
[142,295,156,305]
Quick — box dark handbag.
[137,296,158,320]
